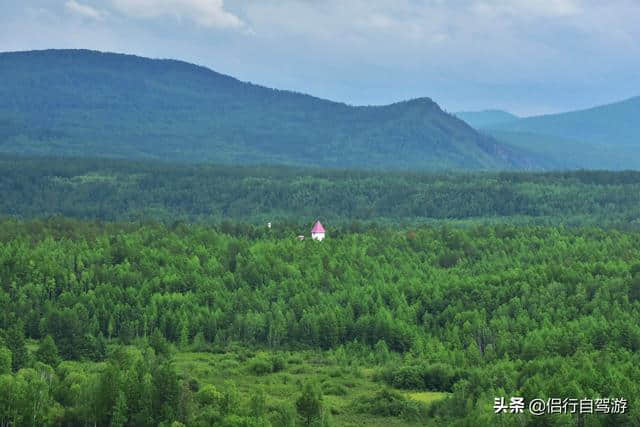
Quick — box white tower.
[311,221,326,241]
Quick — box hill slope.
[0,49,543,170]
[484,130,637,170]
[490,96,640,146]
[479,97,640,169]
[455,110,519,128]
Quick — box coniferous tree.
[112,391,128,427]
[6,322,28,372]
[296,382,323,427]
[35,335,60,367]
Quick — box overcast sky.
[1,0,639,115]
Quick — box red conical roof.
[311,221,325,233]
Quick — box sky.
[1,0,639,116]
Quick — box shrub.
[353,389,428,421]
[271,354,286,372]
[287,355,303,365]
[296,382,323,427]
[328,368,343,378]
[268,402,296,427]
[248,356,273,376]
[291,365,311,375]
[197,384,223,406]
[322,381,348,396]
[438,251,460,268]
[353,389,407,416]
[381,363,460,391]
[422,363,457,391]
[219,359,241,370]
[391,366,425,389]
[188,377,200,392]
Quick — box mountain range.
[455,110,520,128]
[0,49,543,171]
[2,49,637,171]
[457,97,640,170]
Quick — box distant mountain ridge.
[458,97,640,170]
[490,96,640,145]
[455,110,520,128]
[0,49,545,170]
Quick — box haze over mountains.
[491,97,640,145]
[0,49,544,171]
[458,97,640,170]
[454,110,520,129]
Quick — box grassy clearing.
[172,350,447,426]
[404,391,449,404]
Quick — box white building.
[311,221,326,241]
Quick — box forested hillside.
[0,49,542,170]
[0,219,638,425]
[484,130,635,170]
[489,96,640,147]
[465,97,640,170]
[2,156,640,226]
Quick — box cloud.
[471,0,582,19]
[65,0,108,20]
[110,0,244,29]
[3,0,639,114]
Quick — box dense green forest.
[3,155,640,227]
[3,156,640,425]
[1,219,639,425]
[0,49,540,170]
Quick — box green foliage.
[382,363,459,391]
[6,156,640,226]
[197,384,223,407]
[321,380,348,396]
[373,340,390,363]
[385,366,424,390]
[437,251,460,268]
[6,322,28,372]
[268,402,296,427]
[296,382,323,426]
[270,354,286,373]
[36,335,61,367]
[249,389,267,417]
[111,391,128,427]
[0,366,58,426]
[248,356,273,376]
[353,388,427,420]
[630,275,640,302]
[150,329,172,358]
[0,218,640,424]
[152,361,182,422]
[0,346,11,375]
